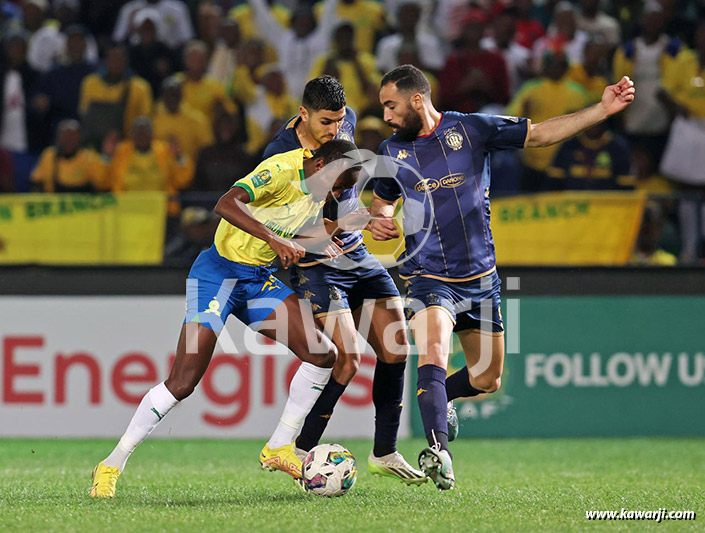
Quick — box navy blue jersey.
[374,111,529,281]
[263,106,361,256]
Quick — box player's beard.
[394,106,424,142]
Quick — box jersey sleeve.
[469,113,530,152]
[232,162,280,203]
[344,106,357,133]
[372,139,402,201]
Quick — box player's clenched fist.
[368,217,400,241]
[268,235,305,269]
[601,76,635,116]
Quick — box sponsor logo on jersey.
[440,173,466,188]
[414,178,440,192]
[396,149,410,160]
[338,132,353,142]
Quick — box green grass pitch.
[1,438,703,532]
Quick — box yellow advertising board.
[491,192,646,265]
[0,192,167,265]
[362,191,646,266]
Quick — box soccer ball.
[302,443,357,497]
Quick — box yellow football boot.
[90,462,121,498]
[259,443,303,479]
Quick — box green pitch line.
[0,438,703,532]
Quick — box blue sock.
[295,377,346,452]
[417,364,449,451]
[372,360,405,457]
[445,366,484,400]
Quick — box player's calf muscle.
[165,325,217,400]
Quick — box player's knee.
[421,340,447,367]
[379,343,408,365]
[473,374,501,394]
[335,350,360,382]
[300,338,338,368]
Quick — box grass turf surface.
[0,438,703,532]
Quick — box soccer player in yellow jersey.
[90,139,361,498]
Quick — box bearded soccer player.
[261,75,425,484]
[371,65,635,490]
[90,139,361,497]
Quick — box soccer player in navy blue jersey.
[371,65,635,490]
[263,76,426,484]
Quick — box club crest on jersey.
[338,132,353,142]
[396,149,410,160]
[204,297,222,317]
[329,286,342,301]
[444,128,463,150]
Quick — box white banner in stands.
[0,297,410,439]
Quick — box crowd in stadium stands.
[0,0,703,265]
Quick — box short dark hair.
[314,138,358,165]
[302,75,347,111]
[380,64,431,97]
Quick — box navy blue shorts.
[290,246,400,317]
[404,271,503,333]
[185,245,293,332]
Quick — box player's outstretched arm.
[526,76,635,148]
[369,194,400,241]
[214,187,305,268]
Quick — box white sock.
[268,363,332,449]
[103,382,179,471]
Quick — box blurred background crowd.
[0,0,704,266]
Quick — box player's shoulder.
[260,148,306,176]
[444,110,511,129]
[377,136,396,155]
[263,119,301,158]
[344,106,357,129]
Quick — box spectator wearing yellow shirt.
[630,202,677,266]
[30,120,108,193]
[153,77,213,162]
[176,40,236,125]
[506,51,590,191]
[566,38,610,103]
[230,0,291,41]
[658,23,705,265]
[314,0,387,54]
[79,43,153,150]
[631,144,676,193]
[207,19,241,87]
[229,0,290,63]
[109,117,194,215]
[612,2,691,162]
[309,23,381,115]
[244,64,298,156]
[229,38,267,105]
[662,22,705,120]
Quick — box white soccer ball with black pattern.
[302,443,357,497]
